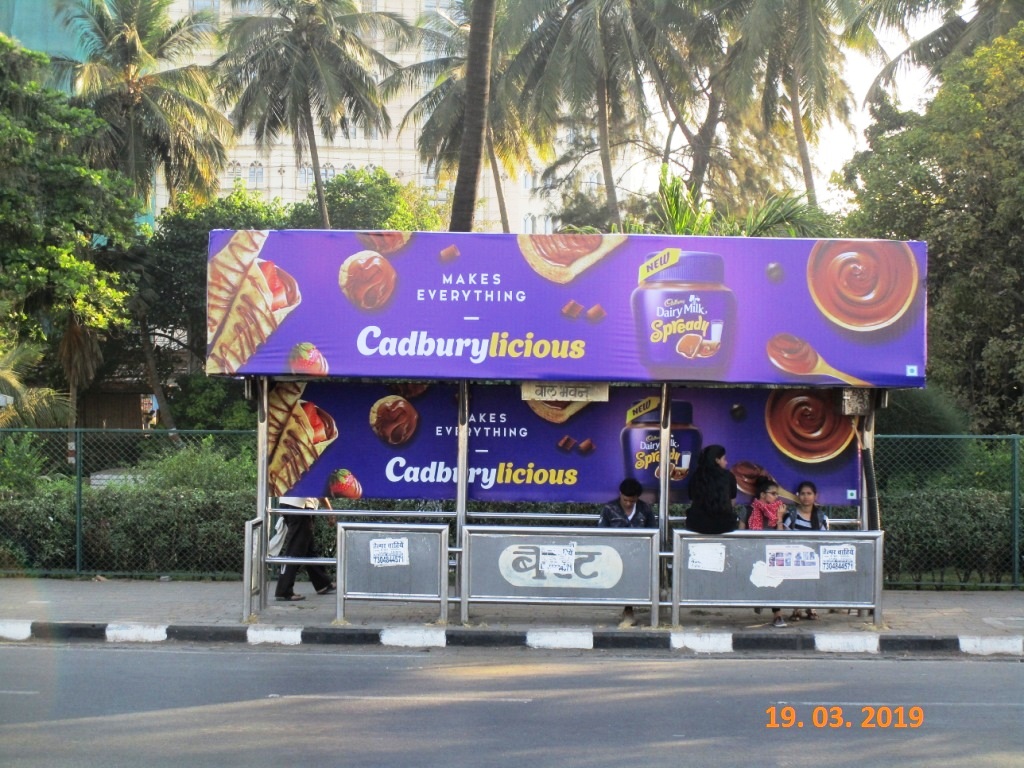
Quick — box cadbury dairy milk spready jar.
[621,398,702,502]
[631,249,735,374]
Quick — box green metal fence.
[0,428,257,578]
[0,429,1021,588]
[875,435,1021,589]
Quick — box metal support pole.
[455,380,469,610]
[1013,435,1020,588]
[456,380,469,548]
[658,383,671,550]
[74,429,83,574]
[256,377,270,611]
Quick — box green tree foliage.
[862,0,1024,100]
[167,373,255,431]
[841,24,1024,432]
[0,33,137,354]
[623,168,832,237]
[288,166,443,231]
[148,183,290,365]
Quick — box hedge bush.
[880,488,1014,587]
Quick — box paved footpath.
[1,578,1021,656]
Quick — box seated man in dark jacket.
[598,478,657,626]
[599,478,657,528]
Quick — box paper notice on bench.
[370,537,409,567]
[765,544,819,580]
[539,542,576,574]
[688,542,726,572]
[820,544,856,573]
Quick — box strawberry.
[258,260,288,310]
[328,469,362,500]
[288,342,328,376]
[301,401,327,443]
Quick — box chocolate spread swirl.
[765,389,854,461]
[807,240,918,330]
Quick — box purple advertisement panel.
[266,380,458,502]
[465,385,859,507]
[207,231,926,386]
[269,381,859,506]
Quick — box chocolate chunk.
[557,435,577,451]
[577,438,595,455]
[339,250,397,310]
[585,304,606,322]
[561,299,584,319]
[369,395,419,446]
[440,244,460,262]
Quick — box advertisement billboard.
[206,231,926,387]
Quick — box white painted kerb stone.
[959,635,1023,656]
[526,629,593,650]
[380,627,446,648]
[0,620,33,641]
[106,624,168,643]
[671,631,732,653]
[814,632,879,654]
[248,626,303,645]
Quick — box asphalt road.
[1,644,1021,767]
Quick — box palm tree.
[217,0,414,229]
[0,343,71,429]
[508,0,694,229]
[630,166,831,237]
[384,0,551,232]
[860,0,1024,99]
[729,0,881,207]
[51,0,231,204]
[449,0,498,232]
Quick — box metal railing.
[1,429,1021,589]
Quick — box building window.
[298,162,313,189]
[226,160,242,179]
[322,163,336,181]
[248,162,263,186]
[343,163,356,172]
[234,0,258,14]
[190,0,219,14]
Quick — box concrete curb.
[4,621,1023,656]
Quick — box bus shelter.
[206,230,926,625]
